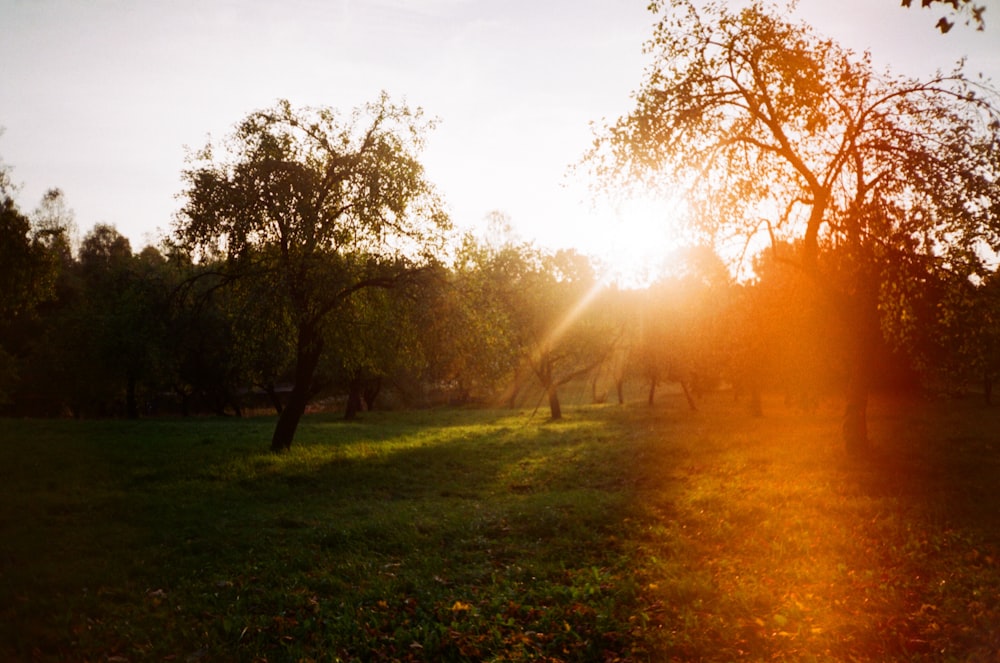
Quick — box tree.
[0,175,61,406]
[501,247,614,420]
[0,195,58,403]
[316,281,429,420]
[223,263,297,415]
[882,264,1000,399]
[726,243,850,415]
[72,225,168,418]
[429,227,532,406]
[176,95,449,451]
[32,188,77,262]
[592,0,1000,454]
[161,257,256,417]
[634,246,731,410]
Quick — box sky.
[1,0,998,281]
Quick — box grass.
[1,394,999,661]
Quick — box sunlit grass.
[624,395,1000,660]
[2,395,999,660]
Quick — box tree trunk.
[362,377,381,411]
[345,372,364,421]
[505,365,527,409]
[616,378,624,405]
[125,372,139,419]
[271,328,323,452]
[647,377,657,406]
[265,383,284,415]
[230,391,243,418]
[175,387,191,417]
[842,308,875,456]
[841,276,879,457]
[680,380,699,412]
[547,384,562,420]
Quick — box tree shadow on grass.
[856,394,1000,543]
[830,394,1000,658]
[34,406,667,661]
[21,396,1000,661]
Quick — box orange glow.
[578,192,691,287]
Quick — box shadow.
[15,393,998,660]
[852,393,1000,544]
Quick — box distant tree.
[160,258,249,416]
[585,284,635,406]
[730,243,850,413]
[70,225,169,418]
[25,224,131,417]
[972,275,1000,401]
[635,246,730,410]
[0,173,62,406]
[224,263,296,414]
[79,223,132,274]
[499,247,614,420]
[321,280,432,419]
[429,228,529,405]
[176,95,450,451]
[0,204,55,323]
[31,188,77,262]
[592,0,1000,455]
[882,264,1000,399]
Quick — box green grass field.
[2,393,999,661]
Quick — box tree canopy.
[591,0,1000,453]
[176,95,450,450]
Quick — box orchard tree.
[176,95,450,451]
[882,263,1000,399]
[592,0,1000,455]
[504,247,614,420]
[430,227,531,405]
[635,246,731,409]
[165,264,254,416]
[225,264,296,414]
[730,243,849,413]
[319,282,428,420]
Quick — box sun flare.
[581,193,691,287]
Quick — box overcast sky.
[1,0,998,277]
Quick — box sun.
[577,192,691,287]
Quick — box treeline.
[4,186,999,422]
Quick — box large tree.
[176,95,449,451]
[592,0,1000,454]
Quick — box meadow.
[2,392,999,661]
